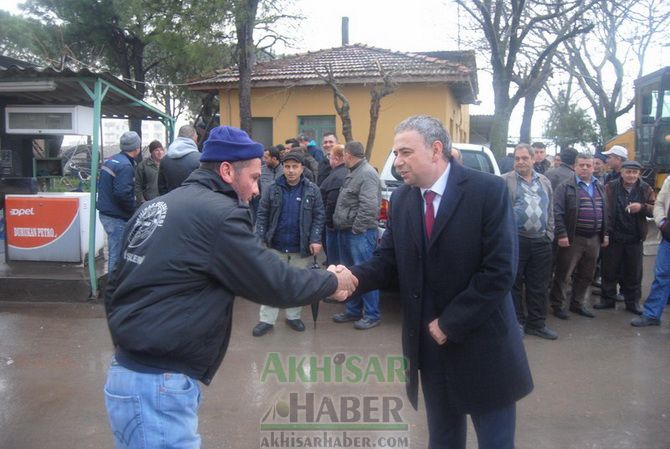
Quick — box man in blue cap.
[103,125,356,449]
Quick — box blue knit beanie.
[200,126,264,162]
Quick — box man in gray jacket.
[545,147,578,191]
[503,144,557,340]
[332,141,382,329]
[157,125,200,194]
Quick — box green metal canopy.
[0,63,175,297]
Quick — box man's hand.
[310,243,322,255]
[326,265,358,301]
[626,202,642,214]
[601,235,609,248]
[557,236,570,248]
[428,319,447,345]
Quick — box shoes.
[252,322,273,337]
[631,315,661,327]
[525,326,558,340]
[332,312,363,323]
[354,318,381,330]
[569,306,595,318]
[591,277,602,288]
[286,318,306,332]
[624,304,643,315]
[616,293,625,302]
[593,301,616,310]
[552,308,570,320]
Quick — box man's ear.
[219,161,235,183]
[432,140,444,160]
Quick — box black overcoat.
[351,162,534,414]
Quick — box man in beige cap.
[601,145,628,184]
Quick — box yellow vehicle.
[606,67,670,190]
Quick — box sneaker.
[631,315,661,327]
[285,318,306,332]
[252,322,273,337]
[525,326,558,340]
[332,312,362,323]
[353,318,381,330]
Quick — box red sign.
[5,197,79,249]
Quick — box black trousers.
[420,369,516,449]
[601,240,643,305]
[512,236,552,329]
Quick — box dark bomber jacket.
[105,168,337,384]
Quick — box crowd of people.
[96,117,666,449]
[499,142,668,337]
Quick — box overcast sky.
[2,0,666,147]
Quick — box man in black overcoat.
[348,115,533,449]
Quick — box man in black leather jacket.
[103,126,354,449]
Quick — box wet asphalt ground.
[1,253,669,449]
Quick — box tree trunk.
[366,97,381,160]
[489,72,513,158]
[489,112,512,159]
[519,90,539,144]
[236,0,260,134]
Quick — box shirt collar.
[576,174,597,186]
[515,170,539,183]
[421,162,451,198]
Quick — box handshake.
[326,265,359,301]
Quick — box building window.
[251,117,273,147]
[298,116,336,146]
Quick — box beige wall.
[219,82,470,171]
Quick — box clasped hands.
[326,265,358,301]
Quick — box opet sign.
[4,196,81,262]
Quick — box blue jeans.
[642,239,670,320]
[338,229,380,321]
[325,228,340,265]
[100,214,127,275]
[104,358,202,449]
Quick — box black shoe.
[286,318,306,332]
[569,306,595,318]
[252,322,273,337]
[525,326,558,340]
[353,318,381,330]
[552,308,570,320]
[332,312,362,323]
[593,301,616,310]
[624,304,643,315]
[631,315,660,327]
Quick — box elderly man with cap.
[595,160,655,314]
[593,153,607,184]
[602,145,628,184]
[103,126,356,449]
[97,130,141,274]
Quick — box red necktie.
[424,190,436,238]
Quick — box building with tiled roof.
[190,44,479,170]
